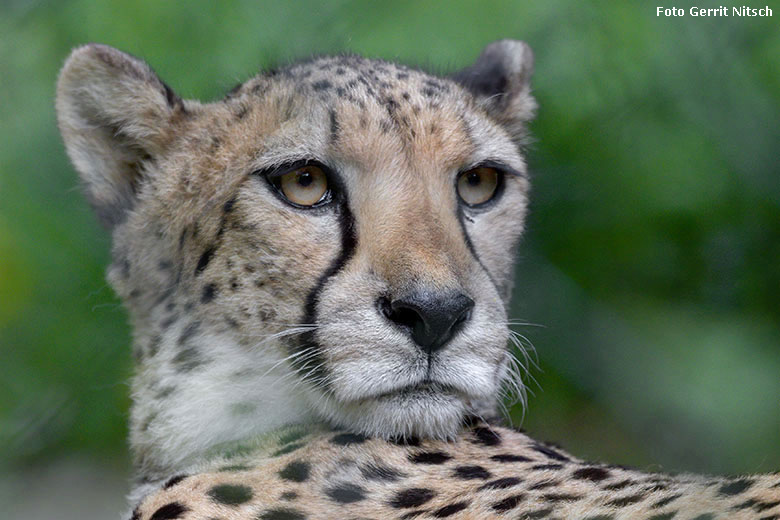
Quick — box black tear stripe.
[456,206,502,300]
[293,198,357,388]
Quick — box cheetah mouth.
[364,381,463,402]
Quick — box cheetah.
[56,41,780,519]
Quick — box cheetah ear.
[56,44,185,228]
[453,40,536,140]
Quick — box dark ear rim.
[64,43,185,111]
[56,44,185,229]
[451,39,536,125]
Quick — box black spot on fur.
[604,479,635,491]
[734,499,759,510]
[150,502,188,520]
[472,427,502,446]
[195,247,215,275]
[607,493,645,507]
[542,493,583,502]
[390,488,436,508]
[208,484,253,505]
[492,494,525,512]
[432,501,469,517]
[312,80,332,91]
[491,454,531,463]
[757,501,780,512]
[330,432,366,445]
[223,196,237,213]
[572,467,611,482]
[461,414,481,428]
[719,479,754,496]
[178,321,200,345]
[278,460,310,482]
[361,464,403,481]
[329,110,339,143]
[172,345,202,372]
[479,477,522,490]
[258,509,306,520]
[453,465,491,480]
[409,451,451,464]
[273,442,305,456]
[325,483,366,503]
[647,514,676,520]
[147,335,162,358]
[532,444,570,462]
[163,474,187,489]
[154,286,175,306]
[399,512,425,520]
[645,482,669,492]
[201,283,217,303]
[235,105,249,120]
[280,491,298,501]
[525,508,554,519]
[160,314,178,329]
[652,493,682,509]
[528,480,559,490]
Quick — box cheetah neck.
[128,330,317,482]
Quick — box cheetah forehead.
[215,53,526,172]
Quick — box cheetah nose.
[378,290,475,354]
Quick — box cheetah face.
[57,41,535,457]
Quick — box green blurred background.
[1,0,778,516]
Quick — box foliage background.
[1,0,778,516]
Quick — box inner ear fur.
[452,39,537,141]
[56,44,185,228]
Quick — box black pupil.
[467,171,482,186]
[297,170,314,187]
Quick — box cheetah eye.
[457,166,501,207]
[269,164,330,208]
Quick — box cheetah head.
[56,41,535,475]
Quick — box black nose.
[378,290,475,354]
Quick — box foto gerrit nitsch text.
[657,6,772,16]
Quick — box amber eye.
[457,167,500,206]
[272,165,329,207]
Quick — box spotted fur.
[130,421,780,520]
[55,42,778,519]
